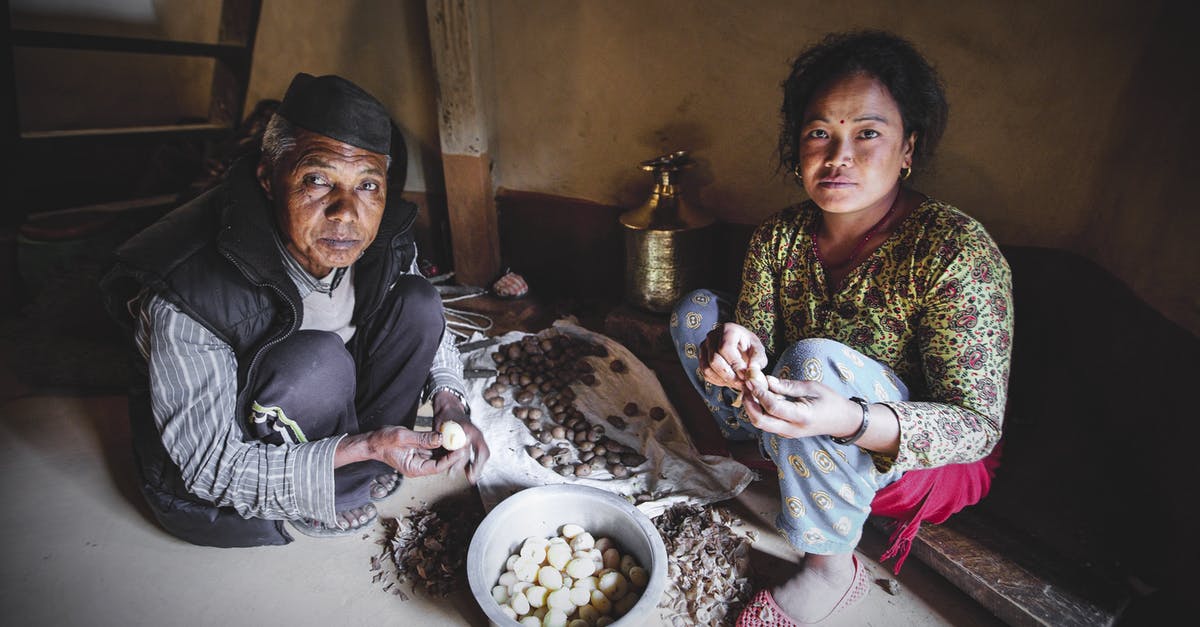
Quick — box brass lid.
[619,150,714,231]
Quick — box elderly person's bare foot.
[369,472,401,501]
[738,554,869,625]
[290,503,378,538]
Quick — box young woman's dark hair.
[778,30,949,180]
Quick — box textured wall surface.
[246,0,441,193]
[11,0,1198,332]
[486,0,1198,333]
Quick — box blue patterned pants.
[670,289,909,555]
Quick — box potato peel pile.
[654,503,756,626]
[373,498,484,598]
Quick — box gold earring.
[792,164,803,182]
[900,167,912,181]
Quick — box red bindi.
[840,119,845,124]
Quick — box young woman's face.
[798,72,916,216]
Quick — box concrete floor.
[0,285,1004,626]
[0,376,1006,626]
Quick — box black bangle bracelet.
[831,396,870,445]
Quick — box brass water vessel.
[619,150,714,313]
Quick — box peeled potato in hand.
[732,366,769,408]
[745,366,768,389]
[440,421,468,450]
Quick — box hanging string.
[444,306,493,339]
[433,279,494,340]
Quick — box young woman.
[671,31,1013,625]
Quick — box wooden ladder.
[2,0,262,225]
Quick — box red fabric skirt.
[868,442,1003,573]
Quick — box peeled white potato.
[546,587,573,611]
[525,585,549,608]
[513,556,539,582]
[542,609,569,627]
[492,524,647,624]
[569,532,595,552]
[439,420,468,450]
[509,592,531,615]
[538,566,563,590]
[564,557,595,579]
[546,544,572,570]
[568,587,591,607]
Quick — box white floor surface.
[0,388,1005,626]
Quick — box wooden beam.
[10,30,247,60]
[21,123,230,141]
[2,0,20,226]
[426,0,501,287]
[24,194,180,222]
[870,514,1126,627]
[210,0,262,127]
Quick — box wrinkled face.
[798,72,916,216]
[258,129,388,277]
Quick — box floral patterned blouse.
[736,198,1013,472]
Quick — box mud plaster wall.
[11,0,1198,334]
[244,0,441,194]
[487,0,1199,335]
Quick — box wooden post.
[426,0,501,287]
[2,0,23,226]
[209,0,262,127]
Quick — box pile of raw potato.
[490,523,649,626]
[481,332,664,479]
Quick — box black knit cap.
[276,73,391,155]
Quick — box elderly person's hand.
[363,426,456,477]
[336,423,461,478]
[699,322,769,390]
[433,391,491,483]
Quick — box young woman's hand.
[698,322,768,390]
[740,376,859,439]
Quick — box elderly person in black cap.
[103,73,489,546]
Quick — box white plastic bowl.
[467,484,668,626]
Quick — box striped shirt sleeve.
[406,253,466,403]
[136,293,340,524]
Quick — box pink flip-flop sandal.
[737,555,870,626]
